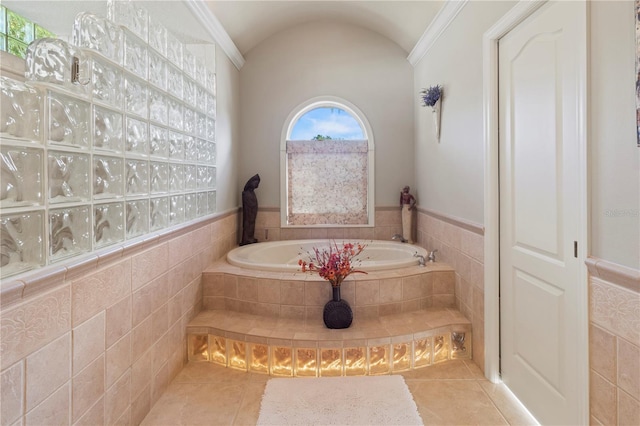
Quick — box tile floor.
[141,360,539,425]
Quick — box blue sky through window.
[290,107,364,140]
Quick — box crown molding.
[407,0,469,66]
[184,0,245,70]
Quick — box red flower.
[299,241,367,287]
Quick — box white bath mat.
[257,375,424,425]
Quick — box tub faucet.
[392,234,407,243]
[427,249,438,262]
[414,252,426,266]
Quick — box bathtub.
[226,239,428,272]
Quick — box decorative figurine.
[240,174,260,246]
[400,185,416,244]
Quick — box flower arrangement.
[298,241,367,287]
[420,85,442,108]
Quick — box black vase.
[323,286,353,329]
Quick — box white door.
[499,2,585,424]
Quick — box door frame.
[482,0,590,421]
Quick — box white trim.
[183,0,245,70]
[280,96,375,228]
[482,1,590,424]
[407,0,469,66]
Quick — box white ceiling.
[206,0,444,55]
[4,0,445,62]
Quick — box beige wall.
[239,20,415,208]
[413,1,515,225]
[589,0,640,270]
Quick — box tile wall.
[415,208,485,373]
[588,260,640,425]
[0,212,237,426]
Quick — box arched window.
[281,97,375,227]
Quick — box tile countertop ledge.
[0,208,239,308]
[585,256,640,294]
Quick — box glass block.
[148,16,166,56]
[169,195,184,225]
[93,106,123,152]
[209,335,226,366]
[196,192,207,217]
[451,332,470,359]
[169,132,184,161]
[207,191,216,214]
[206,69,216,94]
[125,117,148,156]
[169,163,184,192]
[149,89,168,125]
[184,193,196,221]
[184,108,196,136]
[73,12,123,65]
[185,136,197,162]
[93,155,123,199]
[150,161,168,194]
[125,159,148,196]
[0,77,41,142]
[148,50,166,90]
[49,205,90,262]
[197,138,209,163]
[206,117,215,142]
[125,199,148,238]
[249,343,269,374]
[392,342,412,372]
[35,25,55,40]
[25,38,89,95]
[433,334,450,364]
[295,348,318,377]
[93,202,124,248]
[48,91,90,147]
[0,210,45,277]
[196,85,207,113]
[208,167,216,190]
[8,39,28,59]
[369,345,390,375]
[124,31,147,79]
[196,112,207,138]
[1,145,43,208]
[0,34,6,52]
[197,166,209,190]
[195,57,206,86]
[188,334,208,362]
[8,10,34,43]
[167,64,182,99]
[0,7,5,33]
[320,348,342,377]
[270,346,293,377]
[183,77,196,106]
[344,347,367,376]
[166,31,183,67]
[183,48,196,78]
[210,142,217,165]
[149,125,168,158]
[92,56,123,109]
[206,92,216,118]
[413,337,432,368]
[184,164,197,191]
[109,1,148,42]
[149,196,168,231]
[124,73,147,118]
[229,340,247,371]
[48,151,90,203]
[168,99,183,131]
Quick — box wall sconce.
[420,85,443,141]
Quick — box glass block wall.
[0,5,56,58]
[0,0,217,279]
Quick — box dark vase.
[323,286,353,329]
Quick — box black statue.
[240,174,260,245]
